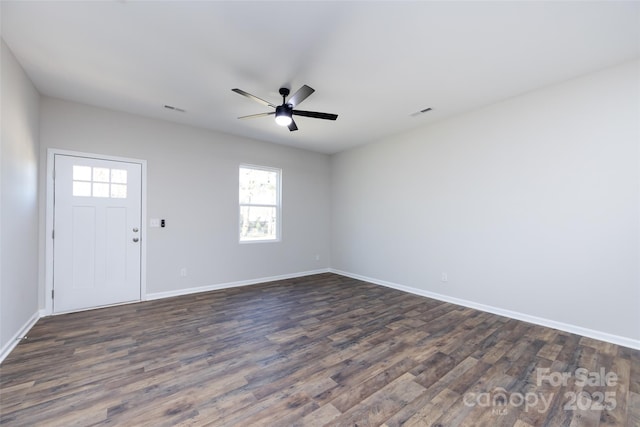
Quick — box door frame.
[45,149,148,315]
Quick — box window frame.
[238,164,282,244]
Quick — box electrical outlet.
[315,254,320,261]
[441,273,448,282]
[180,268,187,277]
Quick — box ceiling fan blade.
[238,112,275,119]
[288,119,298,132]
[287,85,315,107]
[292,110,338,121]
[232,88,277,108]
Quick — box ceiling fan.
[231,85,338,131]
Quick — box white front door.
[53,154,142,313]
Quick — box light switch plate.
[149,218,160,228]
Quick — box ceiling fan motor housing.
[276,104,292,115]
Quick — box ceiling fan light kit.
[274,105,292,127]
[232,84,338,132]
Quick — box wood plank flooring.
[1,273,638,426]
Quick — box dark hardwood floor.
[1,273,638,426]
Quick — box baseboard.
[330,269,640,351]
[0,310,41,365]
[146,268,331,301]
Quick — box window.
[239,165,281,242]
[72,165,127,199]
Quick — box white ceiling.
[2,1,639,154]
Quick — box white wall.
[331,60,640,343]
[39,98,331,300]
[0,40,40,355]
[7,49,637,355]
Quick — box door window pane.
[73,165,92,181]
[73,181,91,197]
[92,167,110,182]
[111,169,127,184]
[111,184,127,199]
[93,183,110,198]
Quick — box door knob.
[133,237,139,242]
[133,227,139,233]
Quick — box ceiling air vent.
[164,105,186,113]
[410,107,432,117]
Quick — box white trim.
[45,149,148,315]
[0,311,40,364]
[330,269,640,351]
[146,269,330,301]
[47,299,141,316]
